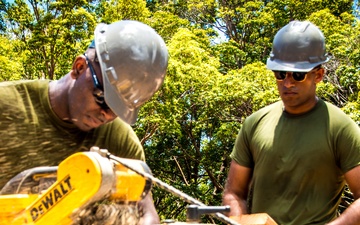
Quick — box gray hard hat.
[92,20,168,125]
[266,21,329,72]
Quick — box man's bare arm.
[138,193,160,225]
[222,160,253,217]
[327,165,360,225]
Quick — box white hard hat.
[92,20,168,124]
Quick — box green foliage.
[0,0,6,33]
[6,0,96,80]
[316,81,337,102]
[0,35,24,81]
[342,102,360,125]
[135,27,226,221]
[146,10,190,42]
[309,10,360,107]
[99,0,150,23]
[1,0,360,223]
[213,39,247,73]
[136,1,360,223]
[136,26,278,222]
[209,0,353,72]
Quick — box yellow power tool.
[0,147,276,225]
[0,147,151,225]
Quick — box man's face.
[68,54,116,131]
[274,67,324,114]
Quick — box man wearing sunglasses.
[0,20,168,224]
[222,21,360,225]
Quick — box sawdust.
[71,200,142,225]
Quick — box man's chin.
[281,96,298,105]
[74,121,97,132]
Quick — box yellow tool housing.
[0,150,151,225]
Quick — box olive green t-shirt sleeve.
[92,118,145,161]
[230,118,254,168]
[329,104,360,173]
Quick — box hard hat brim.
[266,57,329,72]
[103,73,140,125]
[94,22,140,125]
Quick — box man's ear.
[314,68,325,84]
[70,56,87,79]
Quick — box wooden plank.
[238,213,278,225]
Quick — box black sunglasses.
[273,71,308,82]
[273,66,321,82]
[84,54,110,110]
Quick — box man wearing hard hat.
[0,20,168,225]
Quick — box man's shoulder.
[249,101,282,119]
[94,118,136,138]
[0,80,54,127]
[92,118,144,160]
[322,100,358,126]
[322,100,345,113]
[0,79,49,90]
[98,118,132,130]
[0,80,50,105]
[241,101,282,129]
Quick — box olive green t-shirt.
[0,80,145,188]
[231,100,360,225]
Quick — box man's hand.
[222,160,252,217]
[326,165,360,225]
[138,194,160,225]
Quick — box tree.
[135,2,360,223]
[2,0,360,223]
[0,0,7,33]
[99,0,150,23]
[134,24,278,222]
[135,27,223,222]
[151,0,353,73]
[6,0,96,80]
[312,10,360,108]
[0,35,24,81]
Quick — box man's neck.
[283,96,319,115]
[48,74,72,122]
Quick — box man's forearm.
[327,199,360,225]
[222,193,248,217]
[138,194,160,225]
